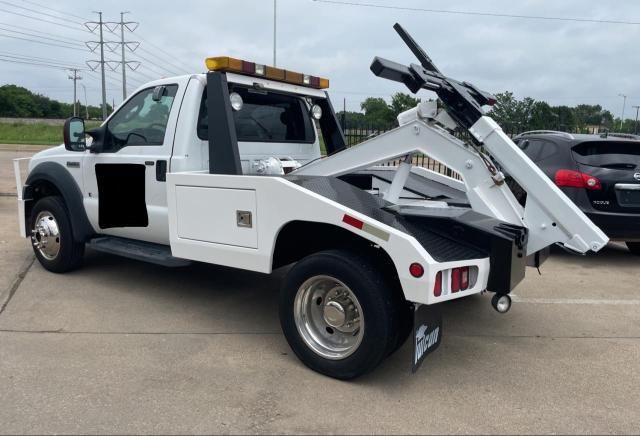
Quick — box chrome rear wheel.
[293,275,364,360]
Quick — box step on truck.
[13,24,608,379]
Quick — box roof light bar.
[205,56,330,89]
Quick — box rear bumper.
[585,211,640,241]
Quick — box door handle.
[156,160,167,182]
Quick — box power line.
[0,21,85,43]
[85,70,122,89]
[0,56,79,70]
[0,0,85,25]
[0,33,87,50]
[20,0,89,22]
[0,7,91,33]
[0,25,84,46]
[131,51,179,77]
[134,33,192,74]
[311,0,640,26]
[124,66,157,81]
[0,52,84,68]
[136,45,191,75]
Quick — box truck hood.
[28,144,67,171]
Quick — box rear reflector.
[409,263,424,278]
[341,214,390,242]
[433,271,442,297]
[554,169,602,190]
[342,214,364,230]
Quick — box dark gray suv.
[512,130,640,255]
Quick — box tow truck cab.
[26,62,332,246]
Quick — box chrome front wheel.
[293,275,364,360]
[32,210,61,260]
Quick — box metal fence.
[341,124,463,180]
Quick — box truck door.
[82,82,183,245]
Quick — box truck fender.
[24,162,94,242]
[271,220,401,289]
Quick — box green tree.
[489,92,535,133]
[335,110,367,129]
[360,97,395,128]
[528,101,556,130]
[0,84,109,119]
[389,92,420,118]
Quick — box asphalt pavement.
[0,149,639,434]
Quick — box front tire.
[279,250,401,380]
[626,242,640,256]
[30,196,84,273]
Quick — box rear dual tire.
[279,249,409,380]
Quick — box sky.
[2,0,640,117]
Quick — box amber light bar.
[205,56,329,89]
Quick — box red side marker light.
[409,263,424,278]
[433,271,442,297]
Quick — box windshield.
[197,86,316,143]
[572,141,640,168]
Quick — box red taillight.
[451,266,470,293]
[554,169,602,190]
[433,271,442,297]
[409,263,424,278]
[451,268,461,292]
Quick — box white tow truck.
[13,24,608,379]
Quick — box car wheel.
[626,242,640,256]
[279,249,401,380]
[30,196,84,273]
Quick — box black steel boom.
[370,23,497,130]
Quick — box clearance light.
[205,56,330,89]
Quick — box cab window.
[108,85,178,147]
[197,86,315,143]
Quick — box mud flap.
[412,304,442,373]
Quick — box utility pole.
[104,12,139,101]
[633,105,640,135]
[120,12,127,100]
[618,93,627,131]
[67,69,82,117]
[273,0,277,66]
[81,83,89,119]
[85,12,110,120]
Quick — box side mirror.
[63,117,86,152]
[152,85,166,101]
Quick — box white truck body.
[12,26,609,378]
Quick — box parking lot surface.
[0,150,639,434]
